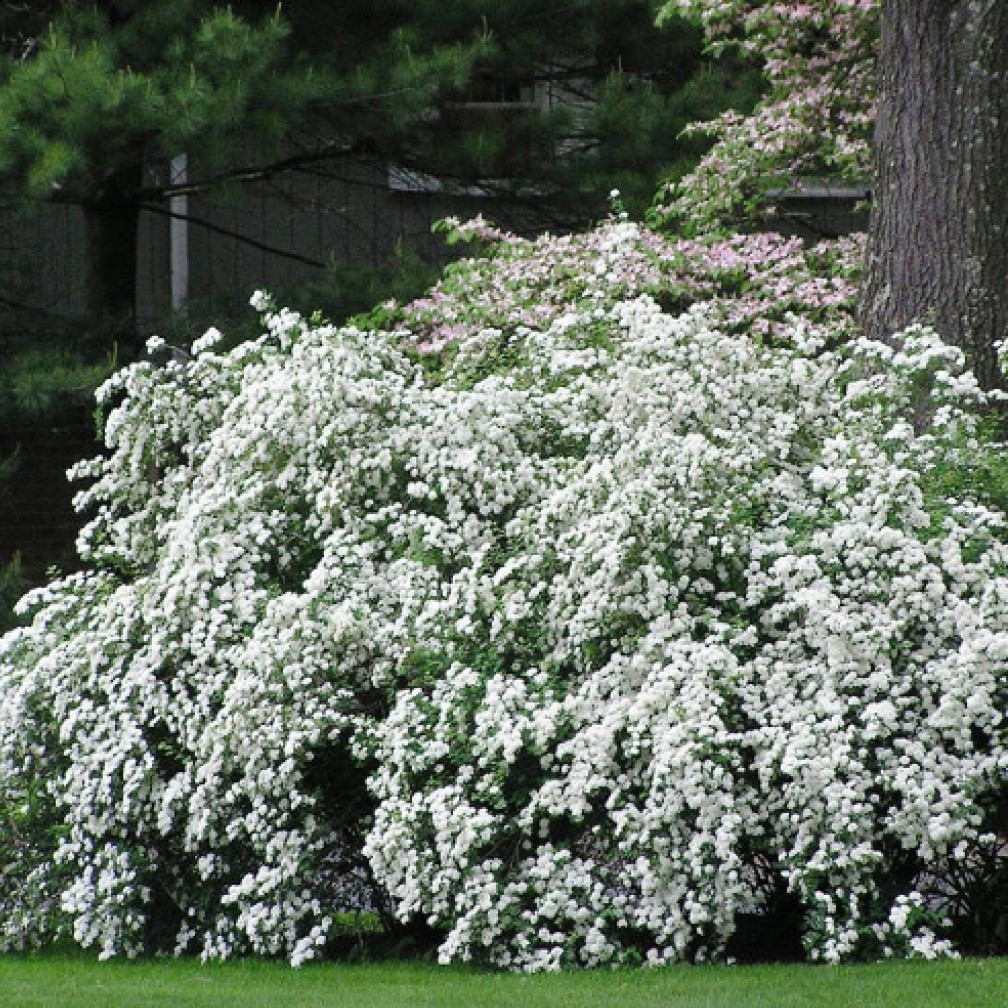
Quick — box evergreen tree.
[0,1,757,353]
[0,1,478,354]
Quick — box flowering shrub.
[1,211,1007,967]
[654,1,878,231]
[381,216,862,351]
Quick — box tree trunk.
[861,0,1008,390]
[82,163,142,358]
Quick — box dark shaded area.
[936,793,1008,957]
[0,402,97,587]
[325,919,445,963]
[726,892,806,964]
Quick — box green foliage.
[0,554,26,634]
[0,957,1007,1008]
[0,347,114,427]
[0,1,492,208]
[406,2,765,212]
[0,2,333,202]
[306,250,444,332]
[0,1,765,218]
[559,25,764,217]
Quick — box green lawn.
[1,955,1006,1008]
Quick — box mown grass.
[0,955,1005,1008]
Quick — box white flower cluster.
[1,274,1006,968]
[867,893,957,961]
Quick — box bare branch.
[135,142,361,201]
[137,202,327,269]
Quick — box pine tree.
[0,1,756,353]
[0,1,478,354]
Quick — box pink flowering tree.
[654,1,878,233]
[660,0,1008,393]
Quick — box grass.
[0,955,1005,1008]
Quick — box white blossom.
[1,222,1005,968]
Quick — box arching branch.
[137,202,327,269]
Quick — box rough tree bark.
[862,0,1008,389]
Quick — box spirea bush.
[1,219,1007,968]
